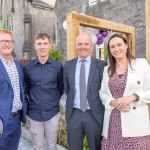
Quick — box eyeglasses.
[0,40,14,45]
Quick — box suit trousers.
[29,112,60,150]
[67,108,102,150]
[0,113,21,150]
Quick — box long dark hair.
[107,33,135,77]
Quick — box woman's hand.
[119,105,131,112]
[110,99,118,108]
[115,95,136,111]
[110,95,135,112]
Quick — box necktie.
[80,60,87,112]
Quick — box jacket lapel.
[0,60,12,87]
[71,58,77,91]
[87,57,97,93]
[14,61,23,92]
[124,59,136,95]
[14,61,21,80]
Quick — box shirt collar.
[78,55,91,63]
[0,55,14,64]
[34,56,52,65]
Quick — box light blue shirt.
[73,56,91,109]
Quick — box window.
[0,19,2,29]
[23,15,32,52]
[6,15,13,31]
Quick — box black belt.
[11,110,20,117]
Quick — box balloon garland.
[96,30,108,45]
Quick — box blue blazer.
[0,59,27,124]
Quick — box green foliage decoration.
[57,103,69,148]
[49,48,63,62]
[104,43,108,61]
[83,136,89,150]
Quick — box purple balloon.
[101,31,108,37]
[99,30,105,33]
[96,38,103,45]
[96,33,103,40]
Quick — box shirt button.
[133,106,136,110]
[137,81,140,84]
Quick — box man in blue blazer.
[0,29,27,150]
[64,34,107,150]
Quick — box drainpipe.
[11,0,15,13]
[0,0,2,19]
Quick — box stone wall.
[55,0,86,59]
[1,0,55,59]
[27,2,55,58]
[56,0,145,58]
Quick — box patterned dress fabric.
[101,70,150,150]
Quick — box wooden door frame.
[146,0,150,64]
[66,12,135,60]
[145,0,150,116]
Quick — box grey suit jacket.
[64,57,107,126]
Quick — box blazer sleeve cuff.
[105,98,115,110]
[133,92,150,106]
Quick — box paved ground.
[18,136,67,150]
[18,136,34,150]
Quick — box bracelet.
[132,93,139,102]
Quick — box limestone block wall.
[56,0,145,58]
[27,3,55,57]
[1,0,55,59]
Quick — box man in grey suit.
[64,33,107,150]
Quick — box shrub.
[57,103,69,148]
[57,104,89,149]
[83,136,89,150]
[49,48,63,62]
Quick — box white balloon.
[72,11,77,13]
[63,20,67,30]
[80,13,86,15]
[91,34,97,44]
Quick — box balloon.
[96,33,103,40]
[63,20,67,30]
[72,11,77,13]
[91,34,97,44]
[80,13,86,15]
[99,30,105,33]
[101,31,108,37]
[99,30,108,37]
[96,38,103,45]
